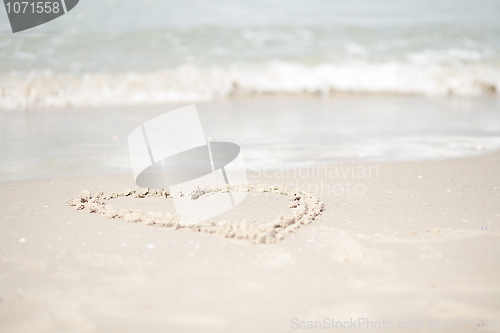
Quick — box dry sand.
[0,152,499,332]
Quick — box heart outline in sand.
[67,184,324,244]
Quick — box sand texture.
[0,152,499,332]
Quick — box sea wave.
[1,60,498,110]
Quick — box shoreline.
[2,92,499,113]
[2,95,500,182]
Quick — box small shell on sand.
[66,183,324,244]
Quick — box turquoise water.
[1,1,500,180]
[0,0,499,110]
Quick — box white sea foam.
[1,60,498,110]
[1,0,498,110]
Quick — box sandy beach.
[2,0,500,331]
[1,149,499,332]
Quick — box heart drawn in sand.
[66,184,324,244]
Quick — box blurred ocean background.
[0,0,499,110]
[1,0,500,180]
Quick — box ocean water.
[0,0,499,110]
[1,96,500,181]
[1,1,500,180]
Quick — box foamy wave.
[1,61,498,110]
